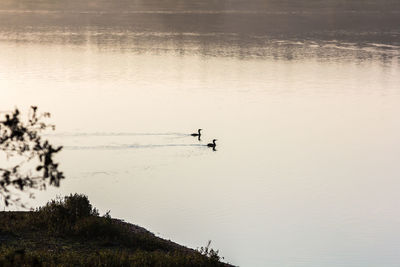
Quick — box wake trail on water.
[46,132,189,137]
[65,144,206,150]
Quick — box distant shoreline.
[0,0,399,46]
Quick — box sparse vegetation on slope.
[0,194,231,266]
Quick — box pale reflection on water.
[1,3,400,266]
[1,28,400,61]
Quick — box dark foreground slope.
[0,195,231,267]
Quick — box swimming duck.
[207,139,217,148]
[191,129,202,137]
[191,129,202,141]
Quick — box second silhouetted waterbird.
[207,139,217,148]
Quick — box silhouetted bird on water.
[207,139,217,150]
[191,129,202,140]
[191,129,202,137]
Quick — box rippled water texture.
[1,1,400,266]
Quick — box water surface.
[1,1,400,266]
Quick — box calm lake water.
[1,0,400,266]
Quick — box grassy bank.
[0,194,232,266]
